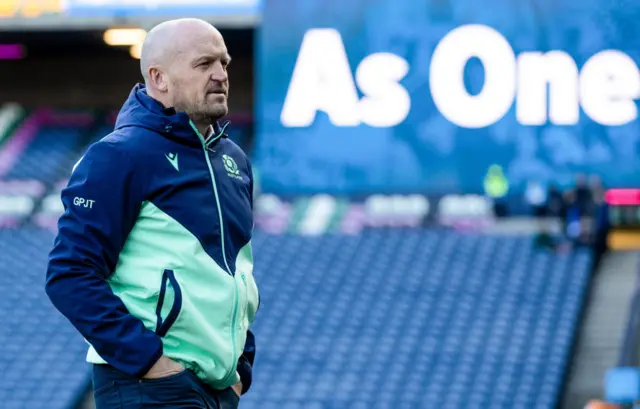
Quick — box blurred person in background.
[588,174,604,213]
[531,183,565,251]
[589,174,610,256]
[44,18,259,409]
[571,173,593,217]
[545,184,566,220]
[562,173,604,247]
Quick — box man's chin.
[206,105,228,120]
[188,108,227,123]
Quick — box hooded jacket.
[45,84,259,392]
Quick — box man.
[45,18,259,409]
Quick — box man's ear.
[148,66,169,92]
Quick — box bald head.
[140,18,222,83]
[139,18,231,127]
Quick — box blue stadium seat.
[5,127,85,184]
[239,230,593,409]
[0,228,593,409]
[0,227,89,409]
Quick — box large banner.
[255,0,640,196]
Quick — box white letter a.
[280,29,361,127]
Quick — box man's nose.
[211,62,228,82]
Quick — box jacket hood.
[115,83,228,147]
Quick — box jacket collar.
[114,83,229,148]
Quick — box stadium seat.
[0,227,90,409]
[238,229,593,409]
[0,227,593,409]
[4,126,86,184]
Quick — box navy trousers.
[92,364,240,409]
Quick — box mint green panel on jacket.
[85,201,260,390]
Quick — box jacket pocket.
[245,274,260,323]
[155,269,183,337]
[93,381,122,409]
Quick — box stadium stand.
[4,1,640,408]
[238,230,593,409]
[0,106,600,409]
[0,188,595,409]
[4,124,85,183]
[0,227,89,409]
[0,110,95,229]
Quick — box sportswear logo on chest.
[165,152,179,171]
[222,154,242,180]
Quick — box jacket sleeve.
[237,329,256,394]
[45,140,163,377]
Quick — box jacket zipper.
[190,121,240,385]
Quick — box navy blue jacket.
[45,84,258,393]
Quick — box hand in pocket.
[142,355,185,379]
[231,381,243,398]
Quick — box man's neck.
[192,122,211,138]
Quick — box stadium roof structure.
[0,0,261,31]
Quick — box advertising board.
[255,0,640,196]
